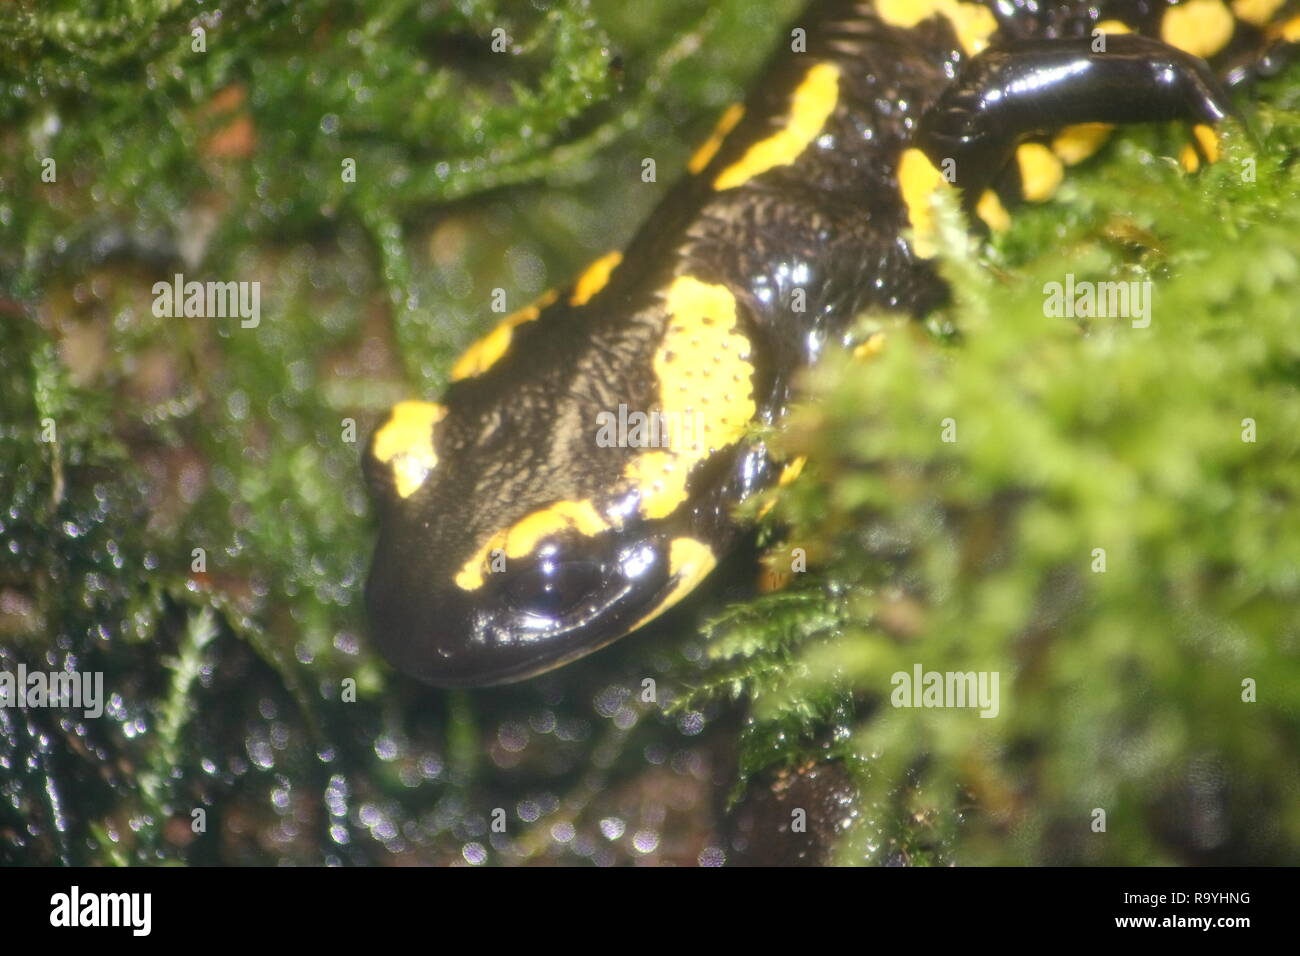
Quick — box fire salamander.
[365,0,1299,687]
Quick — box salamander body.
[365,0,1298,686]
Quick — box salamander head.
[364,278,760,686]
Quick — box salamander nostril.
[504,557,602,619]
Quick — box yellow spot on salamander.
[1180,123,1221,172]
[852,333,886,361]
[941,1,1000,54]
[455,500,609,591]
[1161,0,1235,59]
[757,455,808,519]
[449,289,559,382]
[626,537,718,633]
[876,0,999,54]
[976,190,1010,233]
[1195,123,1221,162]
[1268,13,1300,41]
[714,63,840,190]
[1016,143,1065,202]
[570,251,623,306]
[688,103,745,175]
[1232,0,1285,27]
[371,401,449,499]
[778,455,807,487]
[1052,123,1114,166]
[1095,19,1132,34]
[898,147,952,259]
[622,276,757,520]
[900,149,1008,253]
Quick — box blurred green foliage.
[693,96,1300,863]
[1,0,1297,865]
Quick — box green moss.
[696,92,1300,864]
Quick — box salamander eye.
[504,557,602,619]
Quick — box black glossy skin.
[366,0,1296,687]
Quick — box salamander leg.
[915,35,1235,210]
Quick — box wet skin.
[365,0,1298,686]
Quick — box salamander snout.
[365,520,709,687]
